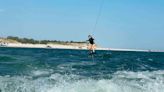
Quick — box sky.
[0,0,164,50]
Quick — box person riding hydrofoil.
[87,35,96,54]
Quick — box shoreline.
[0,43,163,52]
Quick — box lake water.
[0,47,164,92]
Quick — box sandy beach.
[0,38,163,52]
[1,42,163,52]
[1,43,84,49]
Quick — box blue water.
[0,47,164,92]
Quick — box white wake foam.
[0,70,164,92]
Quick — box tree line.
[7,36,85,44]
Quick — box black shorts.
[90,42,94,45]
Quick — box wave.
[0,70,163,92]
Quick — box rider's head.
[88,35,92,38]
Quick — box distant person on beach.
[87,35,96,54]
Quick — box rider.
[87,35,96,54]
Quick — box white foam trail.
[31,69,53,77]
[0,70,164,92]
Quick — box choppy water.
[0,47,164,92]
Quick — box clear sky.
[0,0,164,50]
